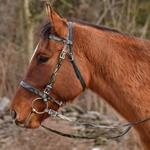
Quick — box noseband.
[20,22,86,114]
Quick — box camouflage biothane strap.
[20,81,63,107]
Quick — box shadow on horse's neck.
[74,22,150,136]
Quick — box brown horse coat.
[10,3,150,150]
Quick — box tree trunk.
[23,0,34,62]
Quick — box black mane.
[40,20,131,40]
[74,19,130,37]
[40,21,52,40]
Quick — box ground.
[0,113,142,150]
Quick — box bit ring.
[32,98,48,114]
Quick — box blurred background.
[0,0,150,149]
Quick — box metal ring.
[32,98,48,114]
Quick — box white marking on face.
[30,43,39,63]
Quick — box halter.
[20,22,150,140]
[20,22,86,114]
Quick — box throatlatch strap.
[68,22,86,91]
[68,22,73,53]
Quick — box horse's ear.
[45,3,68,37]
[46,3,55,24]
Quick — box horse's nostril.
[11,109,17,120]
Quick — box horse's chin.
[14,120,40,129]
[14,112,42,129]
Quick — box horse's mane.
[40,20,133,40]
[40,21,52,40]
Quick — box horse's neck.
[74,23,150,148]
[74,23,150,122]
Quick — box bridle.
[20,22,150,140]
[20,22,86,114]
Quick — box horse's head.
[10,3,90,129]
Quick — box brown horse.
[10,3,150,150]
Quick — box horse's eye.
[38,56,49,63]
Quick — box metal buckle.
[69,53,74,61]
[64,40,72,45]
[60,50,66,59]
[44,85,52,95]
[45,109,57,116]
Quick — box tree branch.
[96,0,123,25]
[0,35,20,50]
[140,13,150,38]
[32,0,57,23]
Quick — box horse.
[10,3,150,150]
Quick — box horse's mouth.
[15,121,29,128]
[13,111,36,129]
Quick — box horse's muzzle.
[10,109,37,128]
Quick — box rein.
[41,107,150,140]
[20,22,150,140]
